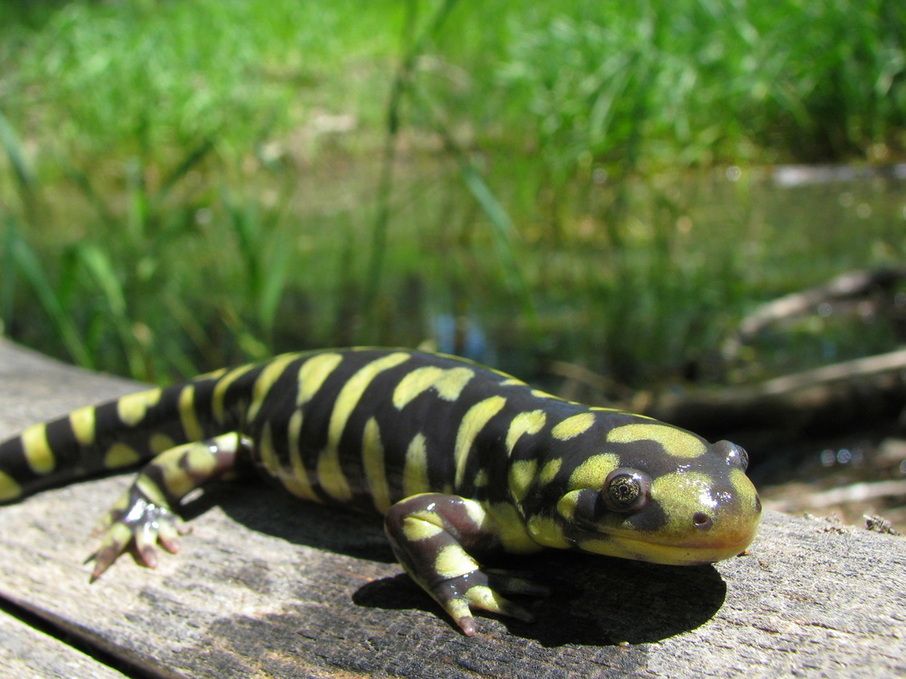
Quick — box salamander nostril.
[693,512,713,530]
[755,496,762,513]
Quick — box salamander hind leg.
[384,493,549,636]
[90,432,249,580]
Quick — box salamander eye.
[601,468,650,513]
[715,440,749,470]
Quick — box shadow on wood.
[207,479,728,646]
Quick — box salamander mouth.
[570,524,759,565]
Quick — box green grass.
[0,0,399,161]
[0,0,904,389]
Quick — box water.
[360,160,906,388]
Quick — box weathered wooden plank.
[0,607,126,679]
[0,339,904,677]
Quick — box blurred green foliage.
[0,0,903,388]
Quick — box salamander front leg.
[384,493,548,636]
[90,432,250,579]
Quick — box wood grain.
[0,608,126,679]
[0,339,904,677]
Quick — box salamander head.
[528,421,762,565]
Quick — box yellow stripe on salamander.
[283,409,318,501]
[392,366,474,410]
[178,385,204,442]
[527,514,570,549]
[403,433,430,497]
[486,502,540,553]
[435,544,479,579]
[538,458,561,485]
[550,412,595,441]
[362,417,391,513]
[150,434,175,455]
[297,352,343,405]
[247,353,300,422]
[453,396,506,489]
[69,406,96,446]
[116,389,162,427]
[566,453,619,491]
[402,514,445,542]
[258,422,280,476]
[0,470,22,501]
[212,363,255,424]
[508,459,537,504]
[317,352,410,502]
[21,424,55,474]
[607,423,706,458]
[104,443,141,469]
[504,410,546,454]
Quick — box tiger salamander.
[0,348,761,635]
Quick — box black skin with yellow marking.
[0,348,762,635]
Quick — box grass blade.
[258,236,290,335]
[76,243,147,378]
[0,109,35,197]
[158,137,216,199]
[7,227,93,367]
